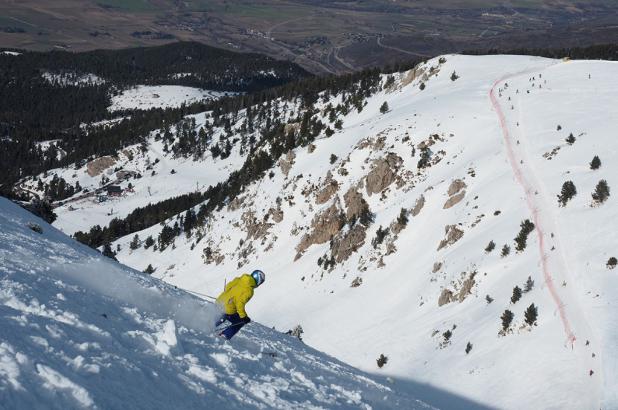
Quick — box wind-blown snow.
[108,85,237,112]
[0,197,441,409]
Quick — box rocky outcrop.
[437,225,464,251]
[447,179,466,196]
[227,196,245,212]
[457,272,477,302]
[365,153,402,196]
[356,136,386,151]
[330,224,367,263]
[438,289,454,307]
[279,150,296,177]
[202,246,225,265]
[443,179,467,209]
[242,211,273,241]
[438,271,477,306]
[343,187,368,221]
[268,207,284,223]
[315,172,339,205]
[86,156,116,177]
[295,201,345,257]
[411,195,425,217]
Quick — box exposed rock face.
[315,172,339,205]
[86,156,116,177]
[432,262,443,273]
[202,246,225,265]
[356,136,386,151]
[365,153,403,196]
[330,224,367,263]
[400,66,428,88]
[438,289,454,306]
[411,195,425,217]
[351,277,363,288]
[443,179,467,209]
[443,192,466,209]
[343,187,368,221]
[437,225,464,251]
[457,272,477,302]
[268,207,284,223]
[279,150,296,177]
[447,179,467,196]
[296,201,345,256]
[227,196,245,212]
[242,211,273,241]
[438,271,477,306]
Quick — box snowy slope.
[109,85,237,112]
[108,55,618,409]
[21,111,250,235]
[0,196,447,409]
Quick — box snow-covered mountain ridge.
[0,197,453,409]
[19,54,618,409]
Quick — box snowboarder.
[215,270,265,340]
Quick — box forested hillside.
[0,42,309,189]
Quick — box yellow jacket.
[216,274,256,318]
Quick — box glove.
[242,316,251,324]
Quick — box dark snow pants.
[215,313,247,340]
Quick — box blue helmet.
[251,270,265,287]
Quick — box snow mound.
[0,197,442,409]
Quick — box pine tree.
[485,240,496,253]
[592,180,610,204]
[379,101,389,114]
[329,154,338,164]
[450,71,459,81]
[565,133,576,145]
[144,235,155,249]
[590,155,601,170]
[144,264,155,274]
[524,276,534,292]
[485,294,494,304]
[102,242,117,260]
[511,286,522,304]
[514,219,535,252]
[129,234,140,250]
[557,181,577,206]
[377,354,388,368]
[524,303,538,326]
[501,309,514,332]
[465,342,473,354]
[501,244,511,257]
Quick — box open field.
[1,0,617,73]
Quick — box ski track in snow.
[489,65,602,402]
[489,67,577,345]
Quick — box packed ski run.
[0,197,443,409]
[13,54,618,409]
